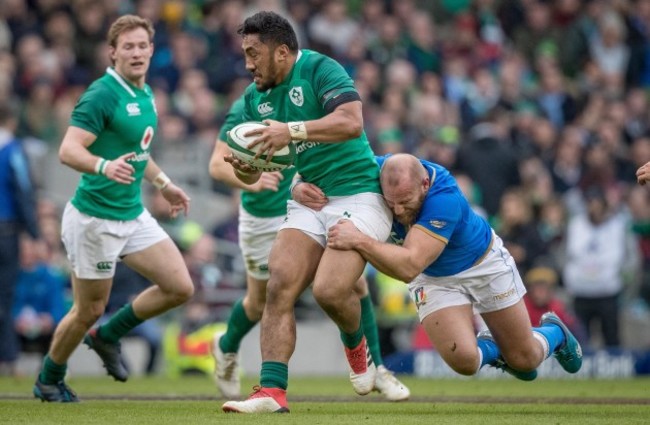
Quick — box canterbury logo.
[257,102,273,115]
[96,261,112,271]
[126,103,141,116]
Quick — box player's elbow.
[208,159,221,180]
[398,270,419,283]
[398,262,425,283]
[58,144,72,166]
[346,119,363,138]
[209,156,234,183]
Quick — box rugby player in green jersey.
[33,15,194,402]
[221,12,396,413]
[208,97,409,401]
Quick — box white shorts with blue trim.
[408,233,527,322]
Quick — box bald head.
[380,154,428,190]
[380,154,429,226]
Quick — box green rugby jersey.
[242,49,380,196]
[69,67,157,220]
[220,96,296,218]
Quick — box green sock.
[219,298,258,354]
[360,295,383,367]
[39,355,67,385]
[339,322,364,349]
[260,361,288,390]
[98,303,143,343]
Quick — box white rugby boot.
[374,365,410,401]
[222,386,289,413]
[344,337,377,395]
[210,331,241,398]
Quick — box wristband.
[290,177,304,194]
[94,158,110,175]
[287,121,308,142]
[153,171,171,190]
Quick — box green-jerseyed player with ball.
[208,96,410,403]
[219,11,406,413]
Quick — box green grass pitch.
[1,375,648,424]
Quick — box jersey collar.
[106,67,138,98]
[426,164,436,189]
[271,50,304,93]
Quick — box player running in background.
[33,15,194,402]
[299,153,583,382]
[220,12,395,413]
[208,96,409,401]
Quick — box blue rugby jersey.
[376,155,492,277]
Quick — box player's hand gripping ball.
[227,121,296,171]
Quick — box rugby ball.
[227,121,296,171]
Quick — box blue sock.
[477,338,500,368]
[533,324,566,358]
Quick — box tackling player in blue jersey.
[295,153,583,380]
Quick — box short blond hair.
[107,14,154,48]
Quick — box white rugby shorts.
[61,202,169,279]
[238,205,285,280]
[408,233,527,322]
[280,192,392,246]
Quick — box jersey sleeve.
[375,154,395,170]
[311,55,358,110]
[219,95,246,141]
[413,192,462,244]
[69,83,117,136]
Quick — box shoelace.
[559,347,575,361]
[56,382,77,401]
[493,357,509,373]
[248,385,267,399]
[220,353,238,379]
[94,332,122,354]
[378,369,403,386]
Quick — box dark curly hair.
[238,11,298,52]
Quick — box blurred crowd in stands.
[4,0,650,375]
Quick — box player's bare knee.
[243,296,265,320]
[178,282,194,303]
[502,349,540,372]
[76,302,105,328]
[265,277,298,310]
[311,284,339,309]
[447,354,479,376]
[167,280,194,306]
[445,346,480,376]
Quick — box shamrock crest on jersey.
[289,86,303,106]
